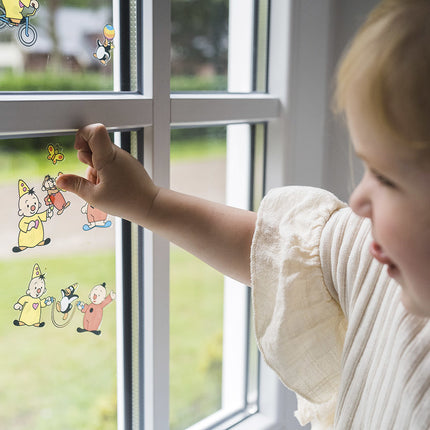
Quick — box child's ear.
[18,209,23,216]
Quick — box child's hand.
[58,124,255,285]
[56,124,159,225]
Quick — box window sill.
[186,409,284,430]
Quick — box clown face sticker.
[76,283,115,335]
[12,179,53,253]
[13,263,53,327]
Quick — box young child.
[56,1,430,428]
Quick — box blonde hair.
[335,0,430,149]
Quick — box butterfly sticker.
[47,144,64,165]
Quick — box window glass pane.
[171,0,229,91]
[170,126,226,429]
[171,0,269,93]
[246,124,266,411]
[0,1,138,92]
[254,0,269,92]
[0,135,118,429]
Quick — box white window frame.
[0,0,336,429]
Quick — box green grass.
[170,138,226,161]
[170,246,224,430]
[0,72,226,93]
[171,75,227,92]
[0,71,113,92]
[0,148,85,184]
[0,134,226,183]
[0,252,117,430]
[0,248,225,430]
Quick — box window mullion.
[141,1,171,430]
[0,95,152,138]
[170,94,280,126]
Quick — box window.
[0,0,330,429]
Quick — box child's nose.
[349,176,372,219]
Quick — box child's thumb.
[56,174,95,203]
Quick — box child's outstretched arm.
[56,124,256,285]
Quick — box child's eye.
[372,171,396,188]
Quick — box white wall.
[267,0,378,202]
[323,0,378,201]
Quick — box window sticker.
[0,0,39,47]
[93,24,115,65]
[51,282,79,328]
[12,263,115,334]
[76,282,116,336]
[81,202,112,231]
[42,173,71,216]
[13,179,54,253]
[47,144,65,165]
[13,263,53,327]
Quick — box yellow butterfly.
[47,144,64,165]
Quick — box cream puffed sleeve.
[251,186,350,427]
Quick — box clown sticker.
[13,263,53,328]
[12,179,53,253]
[81,203,111,231]
[76,283,115,336]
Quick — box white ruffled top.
[251,186,430,429]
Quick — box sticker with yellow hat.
[12,179,54,253]
[13,263,53,328]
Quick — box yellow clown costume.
[2,0,32,21]
[18,211,47,248]
[14,264,49,327]
[16,179,50,251]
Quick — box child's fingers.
[76,124,116,171]
[74,129,94,167]
[76,148,94,167]
[56,173,96,204]
[85,166,98,185]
